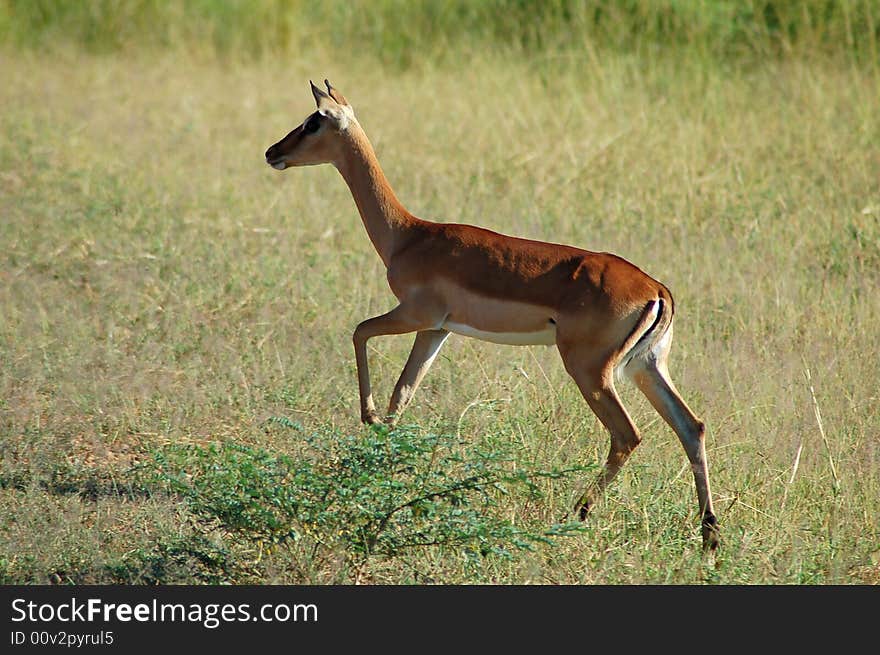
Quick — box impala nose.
[265,144,287,169]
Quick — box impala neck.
[334,126,414,267]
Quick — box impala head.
[265,79,356,170]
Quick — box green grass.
[1,11,879,583]
[3,0,879,68]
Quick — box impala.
[265,81,719,550]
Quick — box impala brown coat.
[265,81,719,550]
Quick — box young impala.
[265,81,719,550]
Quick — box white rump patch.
[618,300,662,381]
[651,319,673,358]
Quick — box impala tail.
[619,285,675,376]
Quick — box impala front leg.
[352,303,444,425]
[386,329,449,426]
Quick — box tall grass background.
[3,0,879,67]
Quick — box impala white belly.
[442,320,557,346]
[430,279,558,346]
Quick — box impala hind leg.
[627,358,719,551]
[386,329,449,425]
[559,350,642,520]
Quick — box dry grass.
[1,47,878,583]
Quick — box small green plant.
[145,422,587,580]
[105,536,235,585]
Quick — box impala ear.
[324,79,349,107]
[310,79,332,108]
[309,78,353,129]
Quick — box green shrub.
[105,536,235,585]
[145,421,587,577]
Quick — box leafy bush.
[104,535,235,585]
[145,421,587,578]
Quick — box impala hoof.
[576,502,591,522]
[362,412,383,426]
[701,513,720,552]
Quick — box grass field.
[1,4,879,584]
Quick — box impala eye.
[304,116,321,134]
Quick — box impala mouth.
[266,157,288,170]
